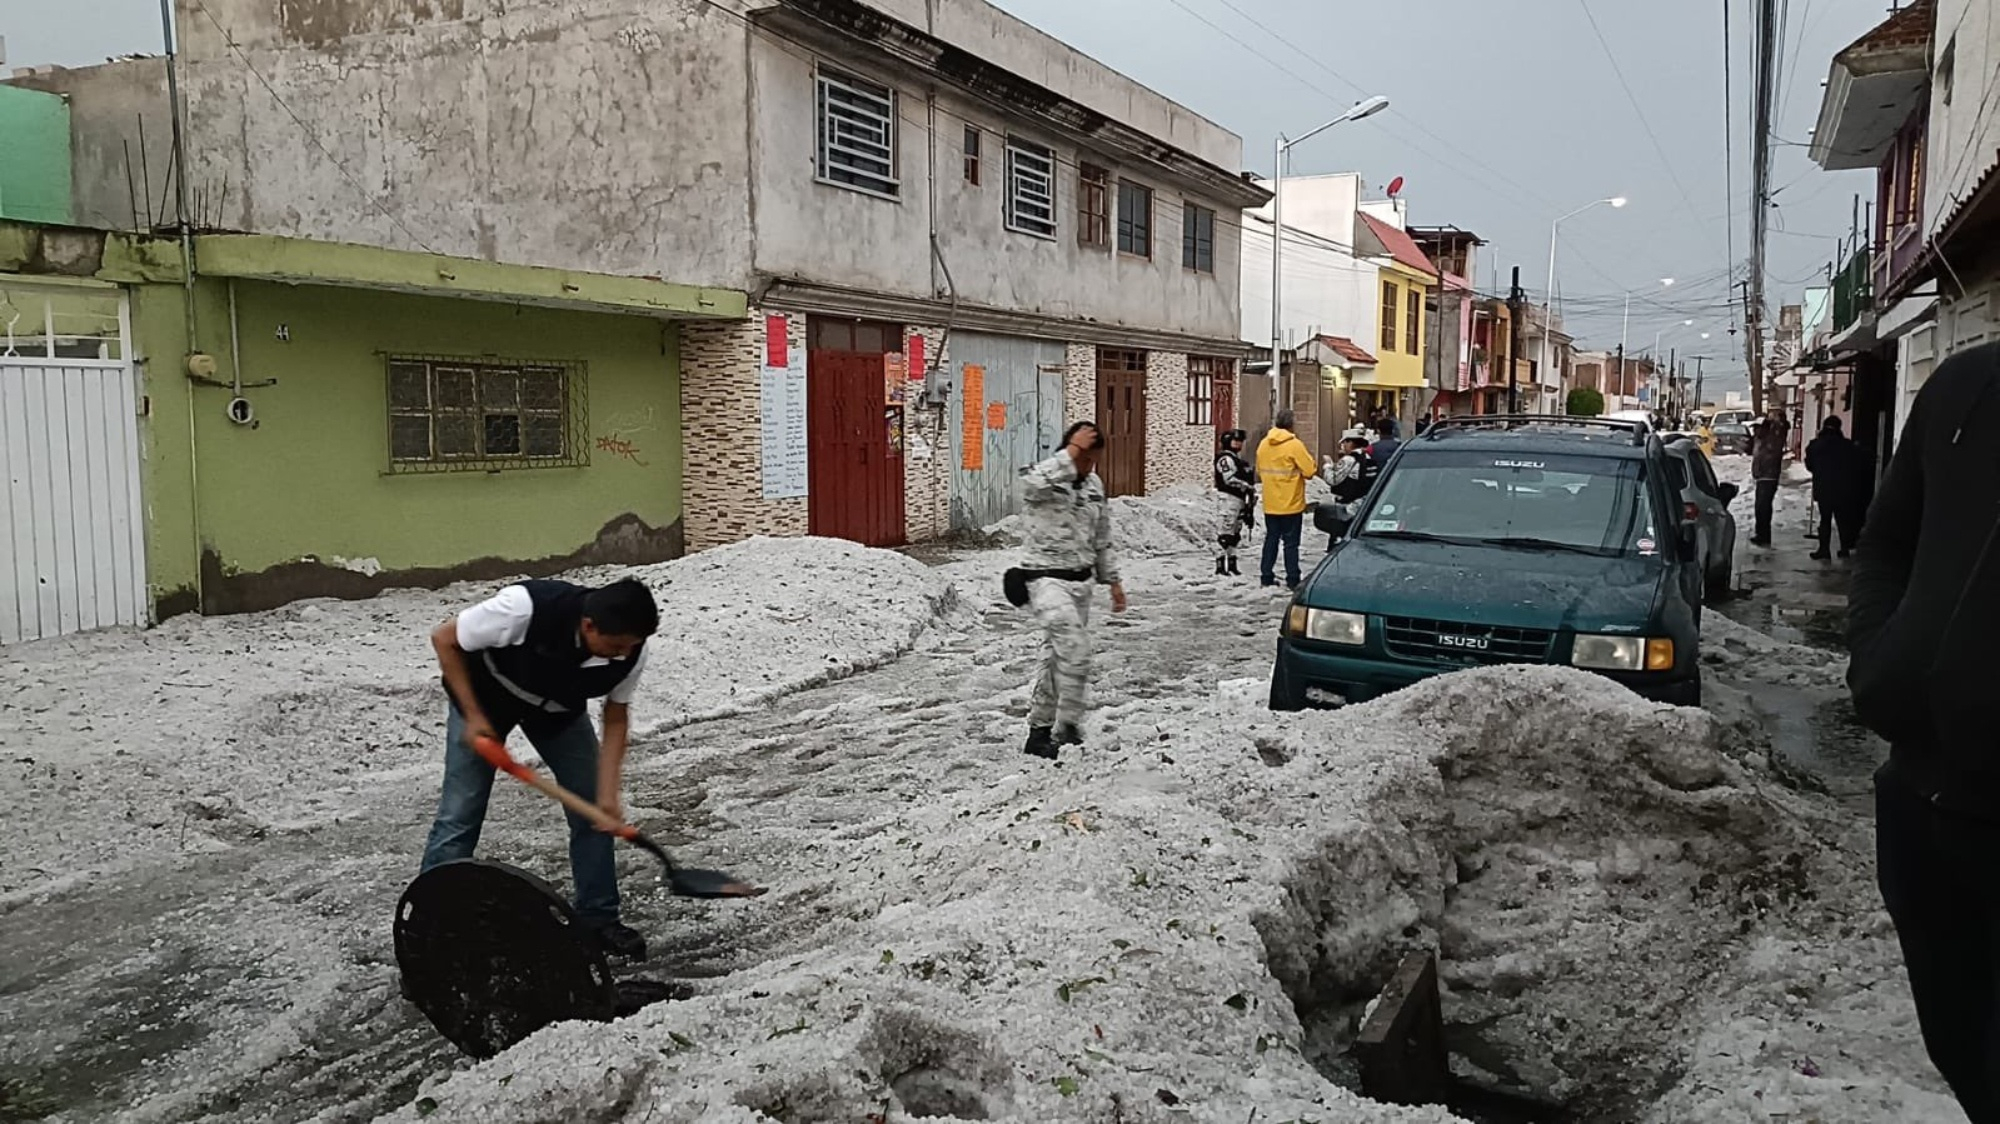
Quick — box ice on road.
[0,520,1961,1124]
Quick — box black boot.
[1054,723,1083,749]
[1227,557,1240,576]
[1024,726,1058,759]
[586,920,648,962]
[1215,556,1228,576]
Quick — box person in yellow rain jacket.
[1255,410,1319,589]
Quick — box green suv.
[1270,416,1705,710]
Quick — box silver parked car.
[1661,435,1740,600]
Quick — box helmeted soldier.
[1013,420,1127,760]
[1213,429,1255,576]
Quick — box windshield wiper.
[1475,536,1614,557]
[1364,529,1463,545]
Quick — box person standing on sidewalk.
[1805,416,1864,560]
[1255,410,1318,589]
[422,577,659,960]
[1212,428,1256,577]
[1748,405,1791,546]
[1848,338,2000,1124]
[1015,421,1127,760]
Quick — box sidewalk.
[1720,476,1851,651]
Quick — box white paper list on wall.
[759,352,809,499]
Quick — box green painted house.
[0,220,745,639]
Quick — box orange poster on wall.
[961,365,985,471]
[986,402,1007,430]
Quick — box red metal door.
[1095,349,1147,497]
[807,349,907,546]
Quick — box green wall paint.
[0,87,75,225]
[132,277,685,612]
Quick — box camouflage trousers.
[1027,577,1094,728]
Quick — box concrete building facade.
[125,0,1268,546]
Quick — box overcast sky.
[5,0,1892,392]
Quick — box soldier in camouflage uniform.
[1016,421,1128,760]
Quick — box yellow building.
[1355,213,1439,428]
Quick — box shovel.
[471,735,765,899]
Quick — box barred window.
[387,356,587,473]
[1006,137,1057,238]
[815,68,899,198]
[1187,357,1219,425]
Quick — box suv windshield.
[1357,449,1663,557]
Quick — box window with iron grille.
[1405,287,1422,354]
[387,356,588,473]
[1380,281,1400,353]
[1006,137,1057,238]
[1079,164,1111,249]
[964,125,981,185]
[1182,202,1215,273]
[1187,356,1222,425]
[815,68,899,199]
[1117,179,1152,257]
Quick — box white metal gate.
[1,284,147,644]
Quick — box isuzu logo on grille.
[1436,634,1490,650]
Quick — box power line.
[1574,0,1727,263]
[1164,0,1679,291]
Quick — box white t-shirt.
[456,585,649,706]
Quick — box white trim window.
[815,67,899,199]
[1005,137,1058,239]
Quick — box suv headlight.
[1285,606,1367,646]
[1572,634,1675,671]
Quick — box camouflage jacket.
[1017,451,1122,584]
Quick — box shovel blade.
[669,868,767,899]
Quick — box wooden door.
[1213,372,1236,434]
[807,348,906,547]
[1095,348,1147,497]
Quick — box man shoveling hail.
[421,577,659,960]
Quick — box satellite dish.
[1386,176,1405,197]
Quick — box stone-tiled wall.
[903,325,952,544]
[679,313,808,551]
[1063,343,1095,429]
[1145,351,1212,490]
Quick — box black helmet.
[1220,429,1247,449]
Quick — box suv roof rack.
[1422,414,1648,447]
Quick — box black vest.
[465,580,644,728]
[1334,452,1373,503]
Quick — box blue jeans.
[1261,512,1304,585]
[419,706,620,925]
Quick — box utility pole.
[1693,356,1706,410]
[1507,266,1525,414]
[1746,0,1779,416]
[1615,343,1626,403]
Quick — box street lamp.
[1269,94,1391,420]
[1541,196,1626,412]
[1619,277,1673,402]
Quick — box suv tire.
[1268,661,1306,712]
